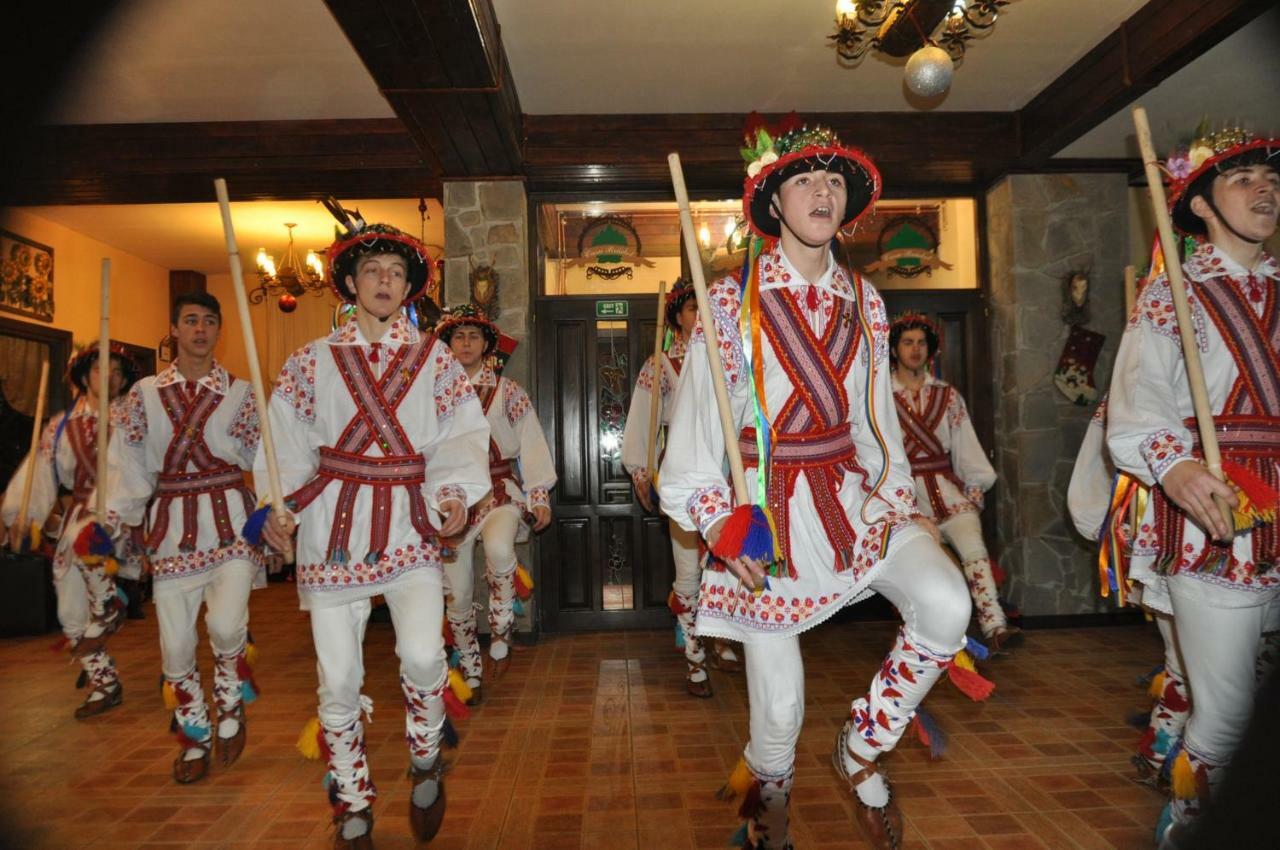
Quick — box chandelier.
[830,0,1011,96]
[253,223,326,312]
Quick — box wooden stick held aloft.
[96,261,111,521]
[1131,106,1233,538]
[1123,265,1136,317]
[16,359,50,534]
[645,280,667,481]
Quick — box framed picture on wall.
[0,230,54,322]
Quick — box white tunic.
[2,396,144,580]
[262,315,491,610]
[620,336,686,477]
[1106,243,1280,613]
[1067,399,1116,542]
[455,365,556,545]
[659,247,924,642]
[891,372,996,520]
[105,362,264,594]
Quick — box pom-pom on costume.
[0,342,144,718]
[659,117,982,850]
[437,303,556,696]
[259,212,491,838]
[1104,125,1280,843]
[889,312,1017,648]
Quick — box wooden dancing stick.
[16,359,50,536]
[667,154,751,507]
[96,261,111,521]
[645,280,668,481]
[213,178,291,557]
[1132,107,1234,537]
[1123,265,1136,317]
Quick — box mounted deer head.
[469,257,499,317]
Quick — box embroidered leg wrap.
[170,669,212,748]
[1139,666,1189,770]
[80,648,119,694]
[401,670,447,767]
[670,589,708,682]
[1169,741,1219,830]
[848,628,952,755]
[213,644,247,718]
[740,762,794,850]
[447,607,483,687]
[960,557,1006,637]
[323,718,376,816]
[486,562,517,660]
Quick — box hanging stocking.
[1053,325,1105,406]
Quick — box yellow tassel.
[516,563,535,592]
[296,717,323,760]
[27,523,40,551]
[103,557,119,577]
[716,756,753,800]
[245,641,259,669]
[448,668,473,703]
[1171,750,1197,800]
[162,681,179,711]
[1148,671,1166,701]
[952,649,977,673]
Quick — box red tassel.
[1136,725,1156,758]
[742,111,768,142]
[236,655,254,680]
[667,590,689,615]
[990,558,1007,586]
[49,636,71,653]
[947,664,995,701]
[442,688,470,720]
[442,619,455,648]
[1223,460,1279,509]
[711,506,752,560]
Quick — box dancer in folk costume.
[622,278,741,698]
[1068,395,1188,787]
[889,313,1020,651]
[1105,126,1280,847]
[659,119,988,850]
[1,343,142,718]
[258,208,490,849]
[99,292,264,784]
[436,303,555,702]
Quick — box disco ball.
[905,45,954,97]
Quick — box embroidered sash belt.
[147,463,252,552]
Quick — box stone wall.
[442,179,537,637]
[985,173,1129,616]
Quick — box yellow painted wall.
[0,208,170,352]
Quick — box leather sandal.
[74,683,123,720]
[216,703,247,768]
[686,662,713,699]
[708,640,743,673]
[407,757,449,842]
[172,739,212,785]
[832,721,903,850]
[332,809,374,850]
[465,684,484,707]
[489,626,515,679]
[988,626,1023,654]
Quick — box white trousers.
[743,533,971,776]
[443,508,521,685]
[311,573,446,728]
[671,521,700,599]
[938,511,1007,636]
[155,559,257,678]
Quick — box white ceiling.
[16,199,445,276]
[49,0,393,123]
[1058,7,1280,159]
[492,0,1149,113]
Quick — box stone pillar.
[441,179,537,639]
[985,173,1129,616]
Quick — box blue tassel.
[738,505,775,563]
[965,636,990,662]
[321,771,334,791]
[328,775,341,807]
[1154,802,1174,846]
[442,717,459,749]
[1160,738,1183,784]
[449,649,461,668]
[181,721,210,742]
[914,707,947,759]
[241,679,258,704]
[513,598,526,617]
[115,586,129,607]
[674,622,685,649]
[728,822,748,847]
[241,504,271,546]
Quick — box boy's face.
[350,253,410,320]
[1193,163,1279,244]
[86,356,125,400]
[771,169,847,246]
[676,298,698,338]
[448,325,487,369]
[171,305,220,360]
[894,328,929,371]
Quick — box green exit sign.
[595,300,629,319]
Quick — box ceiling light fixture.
[252,223,326,312]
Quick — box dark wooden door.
[534,295,677,632]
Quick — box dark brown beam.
[1016,0,1273,165]
[324,0,523,178]
[0,119,438,205]
[523,112,1019,195]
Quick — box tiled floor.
[0,582,1167,849]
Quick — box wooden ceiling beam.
[1015,0,1273,165]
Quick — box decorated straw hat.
[322,198,433,304]
[1166,124,1280,237]
[435,303,500,356]
[741,112,882,239]
[67,340,140,394]
[663,278,695,328]
[889,311,941,361]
